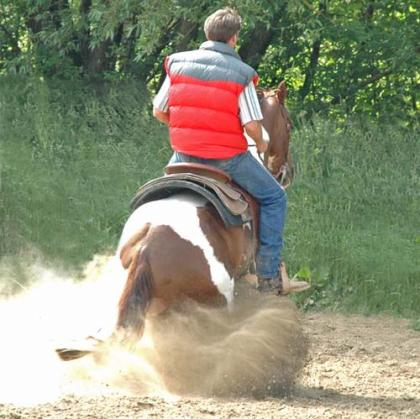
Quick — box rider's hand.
[244,121,268,154]
[256,138,269,154]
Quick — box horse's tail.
[115,224,153,346]
[55,224,153,362]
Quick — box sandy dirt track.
[1,311,419,418]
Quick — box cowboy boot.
[257,262,310,295]
[278,262,310,295]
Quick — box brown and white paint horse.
[57,82,293,360]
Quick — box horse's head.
[258,81,294,188]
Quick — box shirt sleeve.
[152,76,170,112]
[238,82,263,126]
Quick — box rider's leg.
[216,151,286,280]
[168,152,204,165]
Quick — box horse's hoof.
[55,348,92,361]
[55,336,103,361]
[242,273,258,287]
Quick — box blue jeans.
[169,151,287,278]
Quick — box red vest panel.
[166,42,257,159]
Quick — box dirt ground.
[1,310,419,419]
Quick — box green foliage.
[0,0,418,123]
[257,0,420,125]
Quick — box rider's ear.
[276,81,287,104]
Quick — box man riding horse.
[153,8,307,295]
[54,8,310,362]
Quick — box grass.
[286,117,420,317]
[0,77,171,267]
[1,77,419,318]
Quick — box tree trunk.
[411,78,417,112]
[363,1,375,21]
[78,0,116,77]
[299,1,326,103]
[78,0,92,69]
[154,19,199,89]
[86,40,113,75]
[174,19,198,53]
[238,4,287,73]
[26,0,69,35]
[238,23,274,69]
[299,38,321,103]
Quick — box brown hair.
[204,8,242,43]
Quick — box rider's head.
[204,8,241,46]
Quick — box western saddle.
[131,162,260,240]
[131,162,310,295]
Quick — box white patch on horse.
[119,193,234,304]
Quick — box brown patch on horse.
[144,224,225,306]
[197,205,254,279]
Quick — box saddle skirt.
[131,163,259,240]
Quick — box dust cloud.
[0,255,307,407]
[144,289,308,398]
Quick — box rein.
[247,144,290,188]
[247,143,265,165]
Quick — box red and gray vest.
[165,41,258,159]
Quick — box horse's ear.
[277,81,287,104]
